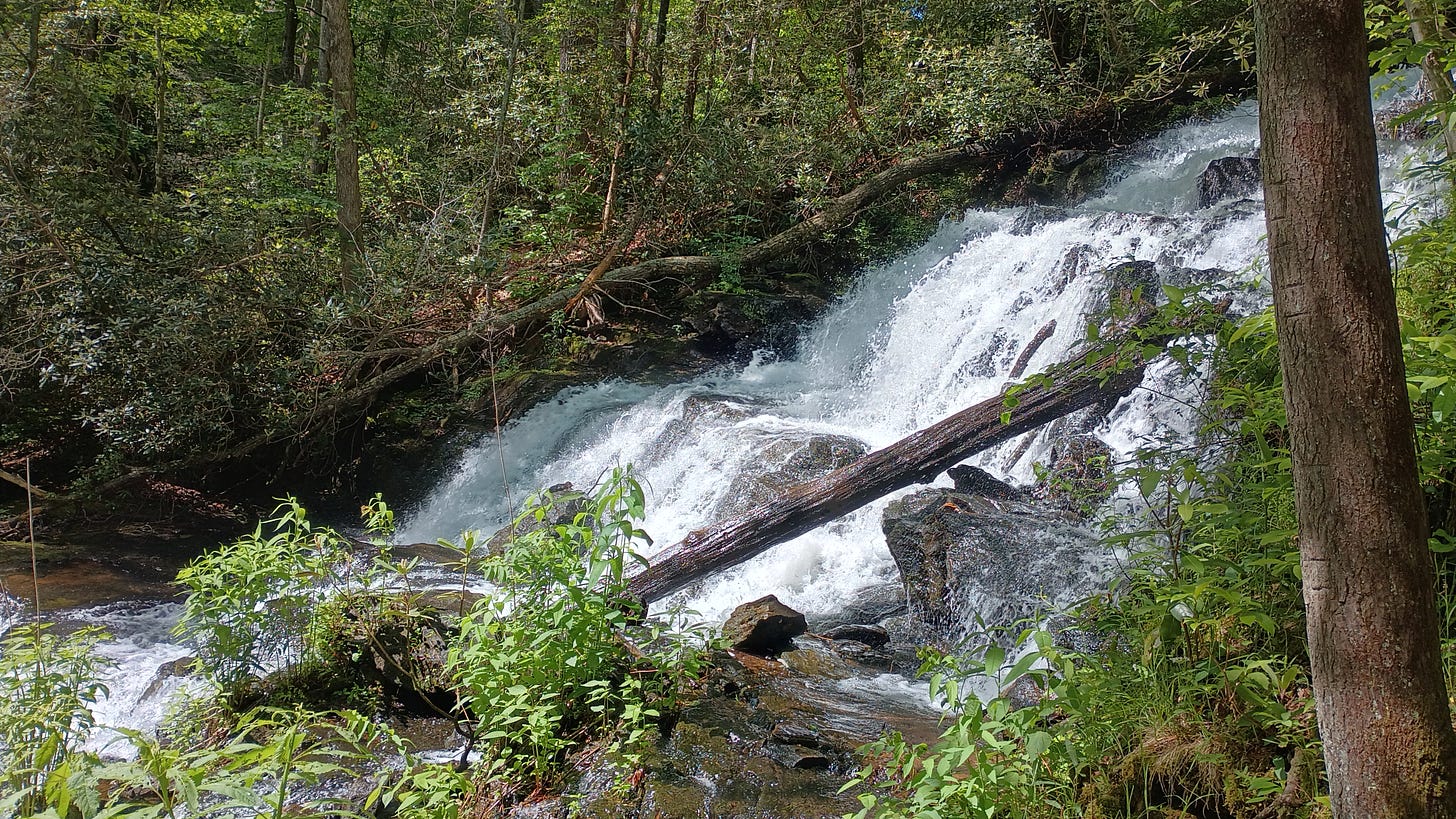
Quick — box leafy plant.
[0,624,112,817]
[446,466,708,788]
[173,498,352,689]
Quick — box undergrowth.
[0,467,709,817]
[847,296,1322,819]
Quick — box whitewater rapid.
[8,72,1438,750]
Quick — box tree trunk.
[627,333,1158,603]
[844,0,865,99]
[323,0,361,290]
[282,0,299,83]
[1256,1,1456,814]
[649,0,668,112]
[682,0,708,127]
[601,0,642,233]
[151,0,168,195]
[301,0,321,87]
[25,0,41,82]
[1405,0,1456,158]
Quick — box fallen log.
[95,256,722,490]
[627,303,1224,604]
[0,468,49,499]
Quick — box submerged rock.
[810,580,908,632]
[946,464,1024,500]
[484,482,589,555]
[818,623,890,648]
[568,649,942,819]
[1197,155,1261,207]
[723,595,808,657]
[881,489,1107,644]
[714,433,867,520]
[141,656,197,702]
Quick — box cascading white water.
[12,72,1437,749]
[399,84,1430,628]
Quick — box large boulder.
[714,433,868,520]
[484,482,589,555]
[882,490,1108,644]
[809,580,907,632]
[723,595,808,657]
[946,464,1024,500]
[1024,150,1109,205]
[1197,156,1261,208]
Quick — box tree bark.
[323,0,361,290]
[1256,1,1456,814]
[627,334,1154,603]
[649,0,668,112]
[25,0,41,82]
[282,0,299,83]
[682,0,708,127]
[844,0,866,109]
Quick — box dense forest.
[11,0,1456,817]
[0,0,1247,500]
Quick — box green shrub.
[0,624,112,817]
[446,466,708,789]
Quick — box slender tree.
[323,0,361,289]
[1256,0,1456,813]
[1405,0,1456,158]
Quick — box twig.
[27,457,40,620]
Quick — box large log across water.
[625,305,1221,604]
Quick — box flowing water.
[6,73,1438,751]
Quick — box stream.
[1,74,1437,774]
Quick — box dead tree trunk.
[628,333,1158,603]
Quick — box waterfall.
[13,72,1436,750]
[398,85,1429,629]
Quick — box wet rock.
[723,595,807,656]
[484,482,589,555]
[831,639,895,670]
[1105,259,1159,303]
[1034,434,1114,516]
[411,589,485,621]
[1025,150,1108,205]
[764,743,832,770]
[1001,674,1048,710]
[686,293,828,360]
[333,602,455,715]
[946,465,1024,500]
[1010,204,1069,235]
[780,639,855,680]
[714,433,867,519]
[507,798,568,819]
[141,656,197,701]
[882,489,1107,644]
[819,624,890,648]
[1162,266,1231,289]
[954,329,1012,380]
[1377,83,1437,141]
[811,581,907,632]
[681,393,770,425]
[770,721,826,747]
[569,649,942,819]
[1196,156,1261,208]
[639,393,775,466]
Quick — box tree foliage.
[0,0,1249,486]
